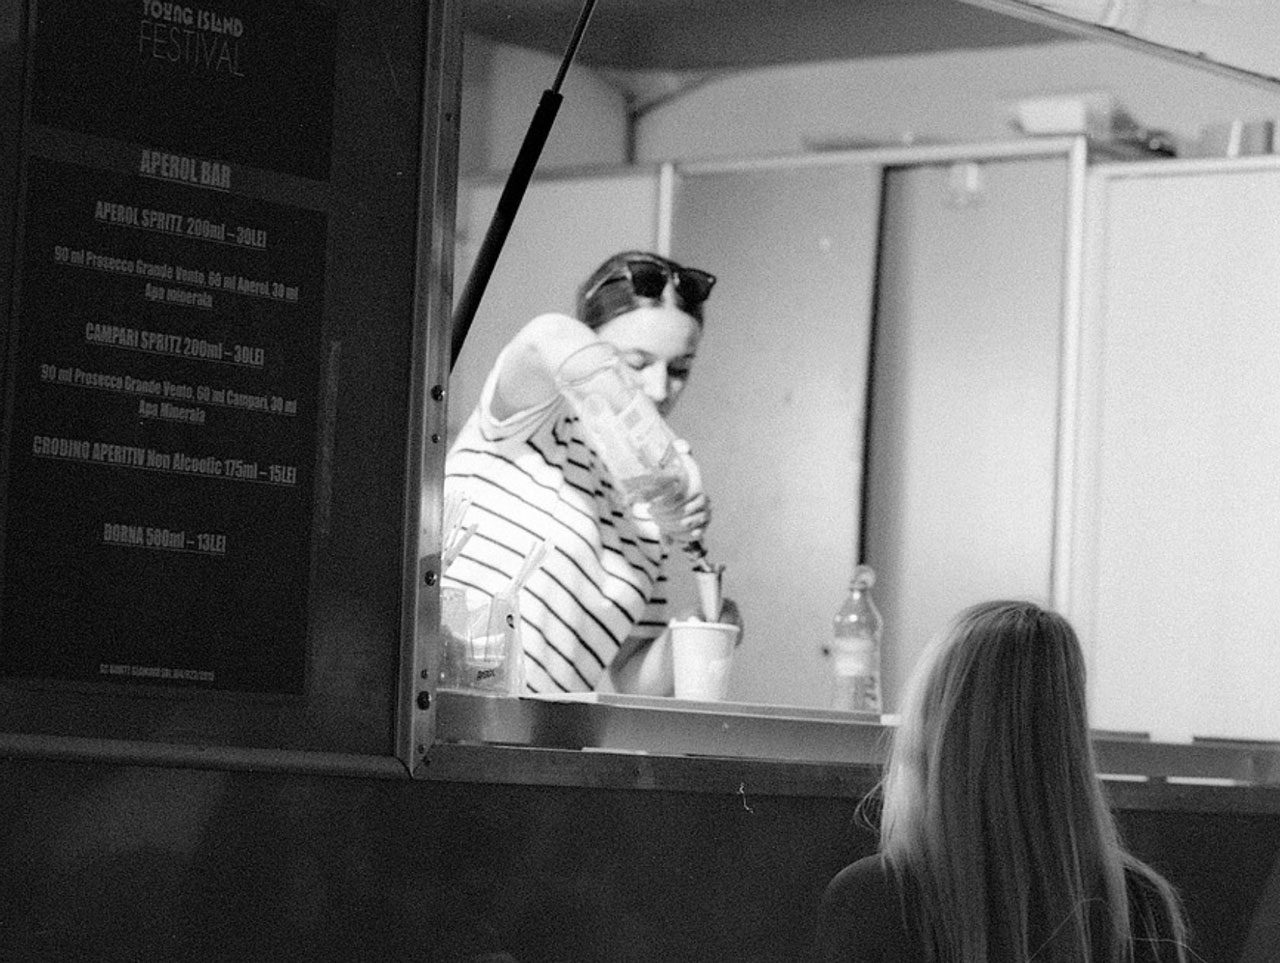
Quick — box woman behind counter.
[818,600,1191,962]
[444,250,737,696]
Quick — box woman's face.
[596,302,701,417]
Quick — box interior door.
[669,159,882,708]
[864,153,1073,710]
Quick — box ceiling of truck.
[461,0,1074,73]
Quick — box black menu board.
[4,155,327,692]
[1,0,337,694]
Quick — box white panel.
[1078,160,1280,741]
[668,163,881,709]
[865,156,1068,710]
[450,171,661,433]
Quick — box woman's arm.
[491,312,600,421]
[598,598,744,696]
[597,630,674,696]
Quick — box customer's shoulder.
[818,853,909,963]
[822,853,895,908]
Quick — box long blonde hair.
[879,600,1189,962]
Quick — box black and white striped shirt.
[443,345,670,693]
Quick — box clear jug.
[555,341,692,532]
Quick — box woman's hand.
[600,630,673,696]
[671,488,711,546]
[647,442,711,545]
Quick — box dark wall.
[0,757,867,962]
[1,757,1276,962]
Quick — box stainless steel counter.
[428,688,1280,801]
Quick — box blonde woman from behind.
[818,600,1192,962]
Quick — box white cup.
[669,619,739,701]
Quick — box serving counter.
[430,687,1280,797]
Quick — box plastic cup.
[669,619,739,701]
[440,586,517,693]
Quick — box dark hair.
[575,250,709,330]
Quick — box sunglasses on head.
[584,256,717,307]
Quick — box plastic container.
[555,341,693,532]
[828,564,883,713]
[439,586,522,694]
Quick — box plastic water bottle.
[828,564,883,713]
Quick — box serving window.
[437,141,1079,764]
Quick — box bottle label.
[831,639,877,677]
[830,672,882,713]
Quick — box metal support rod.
[449,0,599,372]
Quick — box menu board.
[0,0,337,694]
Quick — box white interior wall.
[634,42,1280,162]
[459,34,1280,176]
[459,35,630,177]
